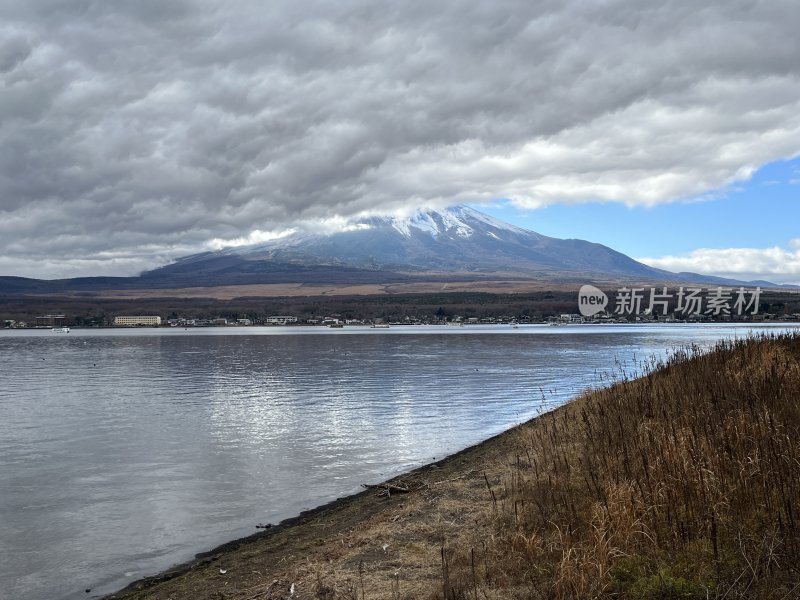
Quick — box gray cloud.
[1,0,799,278]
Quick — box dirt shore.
[104,411,542,600]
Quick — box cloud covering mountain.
[144,205,690,285]
[1,206,790,292]
[1,1,799,278]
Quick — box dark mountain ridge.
[0,206,789,294]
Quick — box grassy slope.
[108,334,800,600]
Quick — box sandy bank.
[104,408,538,600]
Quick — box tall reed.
[440,333,800,599]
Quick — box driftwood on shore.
[361,482,420,496]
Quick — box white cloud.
[638,241,800,285]
[208,228,297,250]
[1,1,800,276]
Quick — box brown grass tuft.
[438,333,800,599]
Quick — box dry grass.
[52,279,578,300]
[436,333,800,599]
[108,334,800,600]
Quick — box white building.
[266,316,298,325]
[114,316,162,326]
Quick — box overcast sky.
[1,0,799,281]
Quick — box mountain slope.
[1,206,788,293]
[148,205,674,282]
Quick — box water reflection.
[0,324,797,600]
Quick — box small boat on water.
[370,323,390,329]
[51,326,70,333]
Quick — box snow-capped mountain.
[145,205,674,283]
[1,205,784,293]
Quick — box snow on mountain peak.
[387,209,470,239]
[382,205,526,240]
[213,205,530,255]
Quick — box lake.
[1,323,797,600]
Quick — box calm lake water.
[1,323,797,600]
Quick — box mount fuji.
[142,205,673,285]
[0,206,778,294]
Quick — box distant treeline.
[1,289,799,325]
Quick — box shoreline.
[103,412,546,599]
[100,333,800,599]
